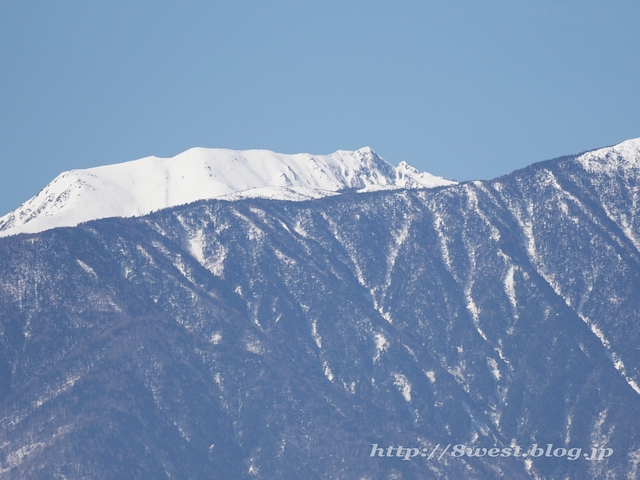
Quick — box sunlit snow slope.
[0,147,454,237]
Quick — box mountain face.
[1,139,640,479]
[0,147,453,238]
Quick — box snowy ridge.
[577,137,640,174]
[0,147,454,237]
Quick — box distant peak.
[0,147,454,237]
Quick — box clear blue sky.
[1,1,639,215]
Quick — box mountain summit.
[0,147,454,237]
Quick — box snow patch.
[209,332,222,344]
[245,338,264,355]
[392,373,412,402]
[578,313,640,396]
[487,357,501,381]
[373,332,389,362]
[76,259,96,277]
[323,361,334,382]
[504,264,518,317]
[32,374,81,410]
[311,320,322,349]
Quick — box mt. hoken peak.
[0,147,454,237]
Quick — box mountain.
[1,138,640,478]
[0,147,453,238]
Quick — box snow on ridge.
[395,161,449,189]
[0,147,455,237]
[577,137,640,174]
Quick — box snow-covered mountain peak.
[0,147,454,237]
[577,137,640,174]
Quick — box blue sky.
[1,1,639,215]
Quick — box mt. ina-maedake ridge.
[2,139,640,478]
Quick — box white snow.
[487,357,501,381]
[311,320,322,349]
[0,146,454,237]
[373,332,389,362]
[432,209,453,272]
[323,361,334,382]
[395,161,450,189]
[245,337,264,355]
[371,217,411,323]
[577,137,640,174]
[504,264,517,316]
[628,448,640,480]
[76,259,96,277]
[392,372,412,402]
[31,374,81,410]
[579,313,640,396]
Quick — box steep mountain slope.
[1,139,640,478]
[0,147,453,238]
